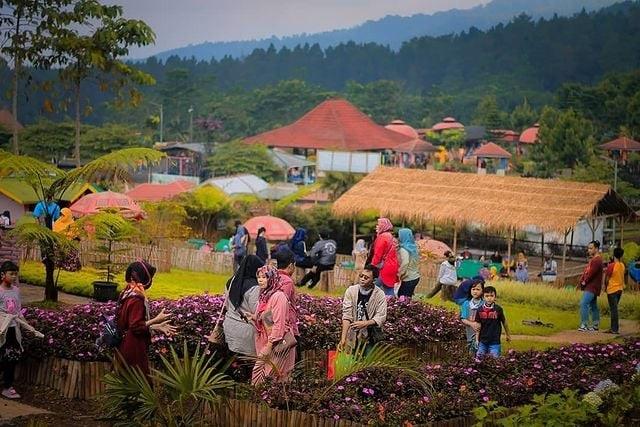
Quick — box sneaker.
[1,388,21,399]
[588,326,599,332]
[578,325,589,332]
[604,329,620,334]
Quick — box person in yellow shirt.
[604,247,625,334]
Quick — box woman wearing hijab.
[53,208,74,236]
[116,260,176,378]
[290,228,312,268]
[370,218,399,297]
[397,228,421,299]
[220,255,264,357]
[248,265,296,385]
[352,239,368,270]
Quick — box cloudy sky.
[107,0,486,57]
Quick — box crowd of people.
[0,213,631,400]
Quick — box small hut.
[600,136,640,164]
[393,139,437,168]
[474,142,512,174]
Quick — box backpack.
[97,302,123,348]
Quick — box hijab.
[376,218,393,234]
[398,228,418,259]
[227,255,264,310]
[53,208,75,236]
[255,265,283,332]
[119,260,157,319]
[354,239,366,253]
[290,228,306,249]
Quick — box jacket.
[309,239,337,266]
[0,312,40,350]
[342,285,387,347]
[370,232,400,287]
[580,254,603,295]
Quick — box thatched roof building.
[332,167,635,234]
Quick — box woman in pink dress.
[249,265,296,385]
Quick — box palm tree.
[320,172,363,201]
[0,147,164,301]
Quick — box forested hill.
[139,1,640,92]
[150,0,619,61]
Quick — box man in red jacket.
[577,240,603,332]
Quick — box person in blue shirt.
[32,196,61,229]
[460,280,484,355]
[453,276,485,306]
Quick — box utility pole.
[188,106,194,142]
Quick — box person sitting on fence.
[397,228,421,299]
[290,228,312,269]
[539,254,558,282]
[297,234,337,289]
[490,250,503,264]
[116,261,176,380]
[0,261,44,400]
[338,264,387,355]
[248,265,296,385]
[255,227,269,263]
[426,251,458,301]
[515,251,529,283]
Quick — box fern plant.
[102,342,234,427]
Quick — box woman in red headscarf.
[369,218,399,297]
[248,265,296,385]
[116,260,176,377]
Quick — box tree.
[320,172,363,201]
[0,0,72,154]
[80,123,149,159]
[208,140,280,181]
[426,129,466,150]
[473,95,507,130]
[138,201,191,255]
[0,147,164,301]
[180,186,230,238]
[510,98,538,132]
[54,0,155,165]
[528,107,597,177]
[20,119,78,162]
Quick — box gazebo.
[245,98,413,152]
[431,117,464,132]
[332,167,636,278]
[601,136,640,164]
[385,120,419,139]
[473,142,512,173]
[393,139,437,168]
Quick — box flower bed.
[252,340,640,425]
[21,294,464,362]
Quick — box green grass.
[504,339,562,352]
[20,261,229,300]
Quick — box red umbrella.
[70,191,144,218]
[244,215,295,241]
[417,238,452,258]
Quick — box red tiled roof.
[394,139,437,153]
[474,142,512,158]
[0,109,23,132]
[385,120,419,139]
[432,117,464,131]
[126,180,196,202]
[519,123,540,144]
[600,136,640,152]
[244,98,413,151]
[491,129,520,143]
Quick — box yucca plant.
[102,342,234,427]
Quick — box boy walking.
[474,286,510,358]
[459,280,484,355]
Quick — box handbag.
[208,286,230,346]
[273,330,297,353]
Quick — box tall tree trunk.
[74,80,81,167]
[43,253,58,302]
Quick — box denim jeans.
[580,291,600,328]
[397,278,420,298]
[477,342,501,358]
[607,291,622,333]
[375,281,395,297]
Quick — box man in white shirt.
[426,251,458,301]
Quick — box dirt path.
[19,283,91,305]
[0,399,50,425]
[511,319,640,344]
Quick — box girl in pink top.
[249,265,296,385]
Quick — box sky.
[107,0,487,57]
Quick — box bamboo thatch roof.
[331,167,636,233]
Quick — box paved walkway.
[0,399,50,425]
[19,283,92,305]
[511,319,640,344]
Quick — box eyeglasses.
[359,273,372,279]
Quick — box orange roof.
[126,180,196,202]
[519,123,540,144]
[384,120,419,139]
[432,117,464,131]
[474,142,512,158]
[394,138,437,153]
[244,98,413,151]
[600,136,640,152]
[491,129,520,143]
[0,109,23,133]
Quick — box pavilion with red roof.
[385,120,419,139]
[126,180,196,202]
[244,98,414,152]
[474,142,511,173]
[519,123,540,144]
[431,117,464,132]
[601,136,640,164]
